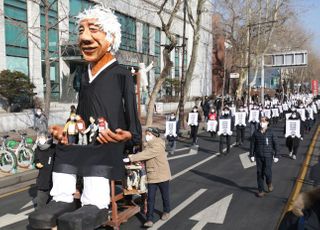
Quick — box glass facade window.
[69,0,93,43]
[142,23,149,54]
[175,36,180,78]
[154,27,161,74]
[4,0,29,75]
[115,12,136,52]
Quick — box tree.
[3,0,69,118]
[177,0,206,128]
[145,0,183,126]
[0,70,36,112]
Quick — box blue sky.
[293,0,320,54]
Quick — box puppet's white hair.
[76,5,121,54]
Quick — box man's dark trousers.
[256,157,273,192]
[219,135,231,154]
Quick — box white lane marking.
[239,152,256,169]
[190,194,233,229]
[20,200,35,210]
[150,189,207,230]
[172,143,236,180]
[168,147,198,160]
[0,207,34,228]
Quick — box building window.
[175,36,180,78]
[115,12,136,52]
[4,0,29,75]
[154,27,161,74]
[69,0,93,43]
[142,23,149,54]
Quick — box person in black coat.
[285,111,304,160]
[218,107,232,154]
[187,106,202,146]
[34,133,56,209]
[250,116,279,197]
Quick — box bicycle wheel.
[0,150,18,173]
[17,147,34,168]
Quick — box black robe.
[54,61,142,179]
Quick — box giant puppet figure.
[29,5,142,230]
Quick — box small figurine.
[84,116,98,144]
[63,113,78,144]
[75,115,87,145]
[97,117,108,132]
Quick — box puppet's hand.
[49,125,68,144]
[97,129,132,144]
[36,163,43,169]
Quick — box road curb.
[0,169,38,197]
[276,124,320,229]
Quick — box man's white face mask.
[193,109,197,112]
[38,137,46,145]
[260,122,268,129]
[145,134,153,142]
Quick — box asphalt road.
[0,118,318,230]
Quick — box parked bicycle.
[0,135,18,174]
[7,131,35,169]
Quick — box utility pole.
[178,0,187,130]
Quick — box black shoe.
[29,200,77,229]
[58,205,108,230]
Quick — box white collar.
[88,58,116,83]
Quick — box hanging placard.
[235,112,246,126]
[272,108,279,117]
[297,109,306,121]
[285,120,301,138]
[188,113,199,126]
[249,110,260,122]
[218,119,232,136]
[263,109,271,119]
[207,120,218,132]
[165,121,177,137]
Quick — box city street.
[0,119,319,230]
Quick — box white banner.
[272,108,279,117]
[218,119,232,136]
[278,105,283,113]
[207,120,218,132]
[297,109,306,121]
[188,113,199,126]
[249,110,260,122]
[263,109,271,119]
[285,120,301,138]
[165,121,177,137]
[235,112,246,126]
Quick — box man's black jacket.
[250,128,278,158]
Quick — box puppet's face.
[78,18,112,63]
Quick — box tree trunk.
[44,1,51,119]
[145,48,173,126]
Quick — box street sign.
[264,50,308,67]
[230,73,239,79]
